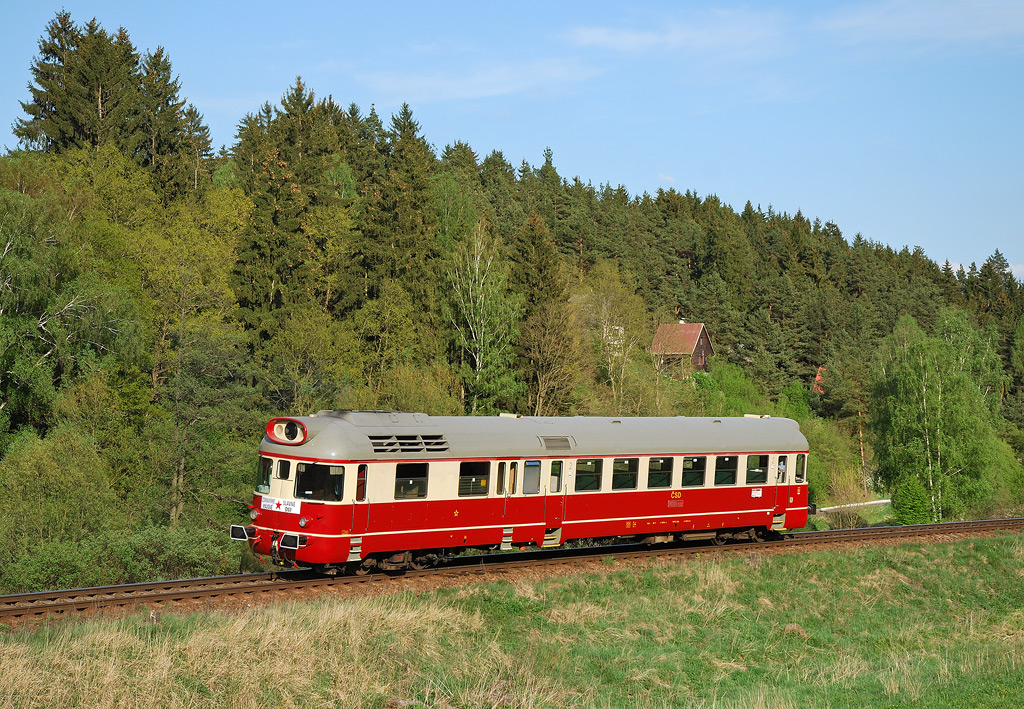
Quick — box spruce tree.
[138,47,186,193]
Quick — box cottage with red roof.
[651,321,715,373]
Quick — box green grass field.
[3,534,1023,708]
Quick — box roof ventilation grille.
[368,434,450,454]
[541,436,572,451]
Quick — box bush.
[891,475,932,525]
[0,525,240,593]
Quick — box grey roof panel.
[260,412,808,461]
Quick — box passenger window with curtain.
[296,463,344,501]
[497,462,507,495]
[612,458,639,490]
[574,459,603,491]
[745,455,769,484]
[395,463,429,499]
[681,456,706,487]
[647,457,673,488]
[714,456,738,485]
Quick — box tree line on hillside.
[0,11,1022,591]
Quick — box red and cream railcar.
[230,410,811,573]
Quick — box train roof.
[260,410,809,462]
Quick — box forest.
[1,11,1023,593]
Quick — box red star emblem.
[275,501,282,509]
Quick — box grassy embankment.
[2,534,1023,708]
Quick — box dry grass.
[3,534,1024,707]
[0,595,564,708]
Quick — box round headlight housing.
[249,509,258,520]
[298,517,308,528]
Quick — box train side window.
[257,457,272,494]
[681,456,706,486]
[524,460,541,494]
[509,462,518,495]
[277,460,291,480]
[550,461,563,493]
[395,462,428,499]
[745,455,769,485]
[777,456,788,484]
[459,461,490,497]
[714,456,738,486]
[575,459,602,492]
[497,462,506,495]
[296,463,344,501]
[795,454,806,483]
[647,457,673,489]
[356,464,367,501]
[612,458,639,490]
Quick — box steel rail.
[2,518,1022,622]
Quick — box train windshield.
[256,457,272,494]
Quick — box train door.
[351,463,369,533]
[545,460,565,528]
[772,455,790,531]
[496,461,518,519]
[542,460,565,546]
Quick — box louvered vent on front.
[368,434,449,453]
[541,436,571,451]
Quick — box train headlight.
[266,417,308,445]
[250,509,258,520]
[298,517,308,528]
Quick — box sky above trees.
[3,1,1022,274]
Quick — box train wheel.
[351,558,376,576]
[409,551,438,571]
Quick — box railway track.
[3,518,1022,623]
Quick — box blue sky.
[2,1,1022,275]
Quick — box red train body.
[230,411,811,573]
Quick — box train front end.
[230,416,355,569]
